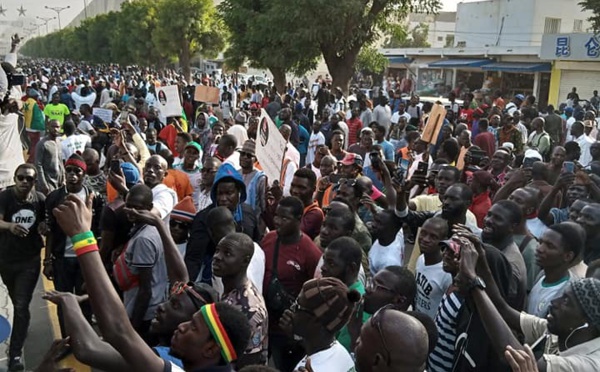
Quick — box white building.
[407,12,456,48]
[67,0,130,28]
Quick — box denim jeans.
[0,257,41,358]
[53,257,92,338]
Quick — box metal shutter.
[559,70,600,104]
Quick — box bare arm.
[539,173,573,226]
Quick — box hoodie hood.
[210,163,247,204]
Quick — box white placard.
[92,108,113,124]
[156,85,183,117]
[255,109,287,185]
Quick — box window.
[437,36,444,42]
[544,17,561,34]
[574,19,583,32]
[445,34,455,47]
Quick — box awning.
[388,57,413,64]
[428,59,493,68]
[482,62,552,72]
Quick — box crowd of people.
[0,35,600,372]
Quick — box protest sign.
[156,85,183,117]
[255,109,287,185]
[421,103,446,144]
[194,85,220,104]
[92,108,113,124]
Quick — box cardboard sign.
[421,103,447,144]
[255,109,287,185]
[92,108,113,124]
[156,85,182,117]
[194,85,220,104]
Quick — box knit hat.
[171,196,196,222]
[65,153,87,172]
[120,162,140,188]
[571,278,600,330]
[298,277,361,334]
[238,139,256,157]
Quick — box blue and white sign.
[542,33,600,61]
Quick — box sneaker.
[8,356,24,371]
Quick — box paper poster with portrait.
[255,109,287,185]
[421,103,447,144]
[156,85,182,117]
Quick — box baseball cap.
[340,153,363,167]
[185,142,202,153]
[515,94,525,101]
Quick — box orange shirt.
[163,169,192,202]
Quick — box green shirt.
[43,103,70,125]
[336,281,371,352]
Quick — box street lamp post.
[83,0,88,19]
[44,5,70,30]
[36,16,56,34]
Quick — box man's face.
[591,143,600,159]
[14,168,35,195]
[215,182,239,211]
[143,157,167,187]
[239,150,255,170]
[576,205,600,237]
[442,244,460,274]
[146,130,157,145]
[354,319,384,372]
[364,270,402,314]
[508,189,535,216]
[535,229,569,272]
[360,132,374,148]
[274,205,298,236]
[482,204,515,242]
[52,94,60,104]
[175,136,187,154]
[125,192,151,222]
[419,221,445,255]
[567,184,588,205]
[320,248,347,281]
[490,115,501,126]
[441,186,468,219]
[569,200,588,221]
[341,164,358,179]
[490,150,509,171]
[512,112,521,122]
[169,219,191,244]
[458,131,470,147]
[551,147,566,166]
[435,169,456,197]
[212,125,224,137]
[212,238,248,278]
[47,121,61,137]
[150,289,204,336]
[169,312,214,363]
[332,134,344,150]
[320,216,347,248]
[371,211,391,241]
[546,287,588,337]
[65,165,85,189]
[290,176,314,205]
[183,147,200,167]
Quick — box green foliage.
[20,0,224,77]
[384,22,431,48]
[579,0,600,32]
[356,46,389,74]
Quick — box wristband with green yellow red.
[71,231,94,243]
[71,231,99,257]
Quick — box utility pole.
[36,16,56,35]
[44,5,70,30]
[83,0,88,19]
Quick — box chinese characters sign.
[542,33,600,61]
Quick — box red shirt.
[469,190,492,228]
[300,201,324,240]
[474,131,496,158]
[261,231,322,299]
[346,117,363,145]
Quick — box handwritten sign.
[92,108,113,124]
[194,85,220,104]
[421,103,446,144]
[255,109,287,185]
[156,85,182,117]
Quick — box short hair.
[447,183,473,204]
[278,196,304,219]
[15,163,36,176]
[219,134,238,148]
[406,131,421,143]
[440,139,460,162]
[129,184,153,205]
[385,266,417,303]
[294,168,317,189]
[326,204,356,232]
[378,209,403,230]
[586,259,600,278]
[212,302,252,360]
[63,120,76,136]
[548,222,585,260]
[207,206,235,229]
[405,311,438,354]
[146,128,157,135]
[438,165,461,182]
[423,217,449,237]
[176,132,193,142]
[565,141,581,155]
[327,237,362,268]
[478,118,489,129]
[331,129,345,138]
[494,199,524,226]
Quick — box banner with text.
[255,109,287,185]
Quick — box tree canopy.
[580,0,600,31]
[384,22,431,48]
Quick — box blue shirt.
[298,124,310,155]
[378,140,395,161]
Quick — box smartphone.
[369,152,380,170]
[394,158,410,184]
[110,159,121,174]
[563,161,575,174]
[415,161,429,176]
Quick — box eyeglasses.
[16,175,34,183]
[239,151,254,158]
[170,281,209,310]
[170,220,191,229]
[370,304,395,366]
[366,277,395,293]
[65,166,83,174]
[337,178,357,187]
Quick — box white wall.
[455,0,592,48]
[67,0,129,28]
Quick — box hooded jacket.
[185,163,260,282]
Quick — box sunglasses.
[170,281,209,310]
[65,166,83,174]
[370,304,395,366]
[16,175,34,183]
[239,151,254,158]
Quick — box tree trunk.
[180,40,191,84]
[322,45,360,95]
[270,67,287,95]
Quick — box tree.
[356,46,389,75]
[219,0,321,92]
[153,0,226,83]
[580,0,600,31]
[384,22,431,48]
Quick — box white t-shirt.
[306,132,325,166]
[295,341,356,372]
[61,134,91,160]
[414,256,453,320]
[71,91,97,110]
[527,274,572,318]
[565,117,576,142]
[212,242,265,296]
[151,183,178,221]
[369,234,404,276]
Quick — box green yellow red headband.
[200,304,237,363]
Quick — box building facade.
[67,0,130,28]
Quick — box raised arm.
[52,195,165,372]
[538,172,573,226]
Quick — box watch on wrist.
[466,276,486,292]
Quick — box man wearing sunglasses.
[0,164,46,371]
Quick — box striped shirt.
[428,291,465,372]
